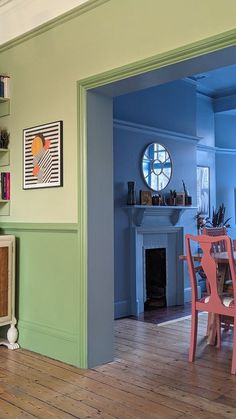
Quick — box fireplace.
[130,225,184,315]
[124,205,195,316]
[144,248,167,309]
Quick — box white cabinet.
[0,235,19,349]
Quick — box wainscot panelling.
[0,223,80,366]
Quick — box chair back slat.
[202,227,227,252]
[200,241,222,305]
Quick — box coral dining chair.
[185,234,236,374]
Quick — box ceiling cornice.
[0,0,12,6]
[114,119,202,144]
[0,0,109,53]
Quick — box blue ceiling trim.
[113,119,201,144]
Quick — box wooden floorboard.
[0,315,236,418]
[130,303,192,324]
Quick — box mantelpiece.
[125,205,197,227]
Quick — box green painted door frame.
[77,28,236,368]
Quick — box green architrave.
[77,27,236,367]
[1,0,236,369]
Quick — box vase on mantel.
[127,181,136,205]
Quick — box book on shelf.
[0,75,10,99]
[1,172,10,200]
[0,77,4,98]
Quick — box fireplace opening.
[144,248,166,310]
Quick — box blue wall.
[196,93,216,215]
[215,112,236,238]
[114,80,196,136]
[196,93,215,147]
[215,113,236,148]
[113,80,202,318]
[113,80,235,318]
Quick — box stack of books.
[1,172,10,200]
[0,76,10,99]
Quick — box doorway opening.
[84,38,236,367]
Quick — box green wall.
[1,224,80,365]
[1,0,236,367]
[1,0,236,224]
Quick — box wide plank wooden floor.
[0,315,236,418]
[130,303,192,324]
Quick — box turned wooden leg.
[0,318,20,350]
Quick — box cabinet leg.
[0,322,20,350]
[7,323,20,349]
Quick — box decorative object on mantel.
[182,180,192,206]
[140,190,152,205]
[175,192,185,206]
[152,194,161,205]
[166,189,176,206]
[127,181,136,205]
[185,196,192,206]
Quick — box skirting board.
[19,320,78,366]
[114,300,130,319]
[115,288,200,319]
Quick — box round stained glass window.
[142,143,172,191]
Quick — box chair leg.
[231,318,236,374]
[189,308,198,362]
[216,314,221,350]
[206,312,211,337]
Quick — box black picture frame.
[23,120,63,189]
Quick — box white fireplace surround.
[130,226,184,316]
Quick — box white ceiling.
[0,0,89,45]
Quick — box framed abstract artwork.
[197,166,210,216]
[23,120,63,189]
